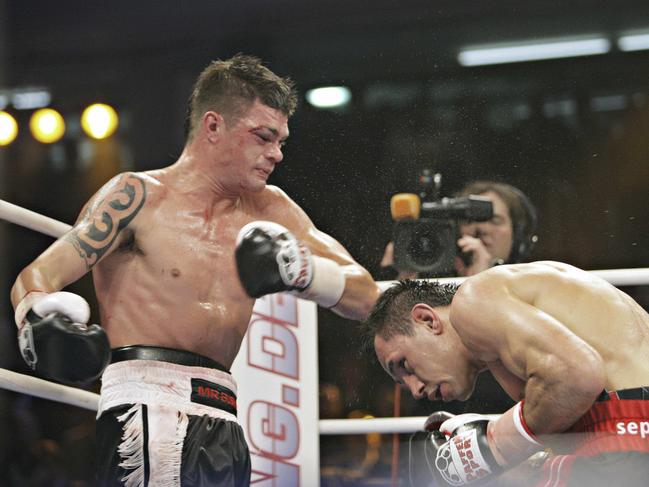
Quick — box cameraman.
[453,180,537,276]
[380,180,538,278]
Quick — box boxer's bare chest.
[94,181,275,359]
[136,196,252,295]
[96,187,257,311]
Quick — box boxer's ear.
[411,304,443,334]
[203,111,225,143]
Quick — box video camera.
[391,170,493,276]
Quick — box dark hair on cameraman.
[455,180,538,264]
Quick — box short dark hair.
[185,53,298,139]
[361,279,458,352]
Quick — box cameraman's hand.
[455,235,494,276]
[381,242,419,280]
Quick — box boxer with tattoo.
[11,54,380,487]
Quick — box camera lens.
[408,227,443,267]
[393,220,458,275]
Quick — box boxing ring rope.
[0,199,72,237]
[0,368,99,411]
[0,365,433,432]
[2,198,649,436]
[377,266,649,291]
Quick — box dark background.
[1,0,648,484]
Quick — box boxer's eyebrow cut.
[252,126,289,146]
[250,123,290,142]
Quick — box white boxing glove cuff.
[296,255,345,308]
[16,291,91,328]
[14,291,48,329]
[439,412,502,437]
[488,400,542,466]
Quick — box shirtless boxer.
[363,261,649,486]
[10,54,380,486]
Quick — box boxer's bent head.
[362,280,480,402]
[185,53,298,140]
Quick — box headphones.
[508,186,539,264]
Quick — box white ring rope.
[0,368,98,411]
[0,199,71,238]
[319,414,501,435]
[379,266,649,291]
[320,417,428,435]
[1,198,649,435]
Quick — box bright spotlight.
[30,108,65,143]
[0,111,18,146]
[618,32,649,52]
[81,103,119,140]
[306,86,352,109]
[458,36,610,66]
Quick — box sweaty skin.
[376,261,649,437]
[12,100,380,369]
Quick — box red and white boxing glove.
[430,403,542,485]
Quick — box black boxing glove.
[235,221,345,307]
[408,428,450,487]
[14,291,110,385]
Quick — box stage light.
[306,86,351,108]
[0,111,18,146]
[81,103,119,139]
[458,36,611,66]
[30,108,65,144]
[12,90,52,110]
[618,32,649,52]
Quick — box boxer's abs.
[92,250,255,369]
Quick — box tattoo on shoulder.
[65,173,147,269]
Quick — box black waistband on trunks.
[111,345,230,373]
[596,387,649,402]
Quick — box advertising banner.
[232,294,320,486]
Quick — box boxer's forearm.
[523,367,604,435]
[11,240,91,307]
[330,266,381,320]
[11,265,59,307]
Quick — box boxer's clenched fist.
[236,221,345,308]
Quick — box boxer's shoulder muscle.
[80,171,159,220]
[247,185,291,210]
[65,172,153,269]
[245,185,310,228]
[450,268,525,350]
[462,262,565,303]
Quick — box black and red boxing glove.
[235,221,345,308]
[14,291,110,385]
